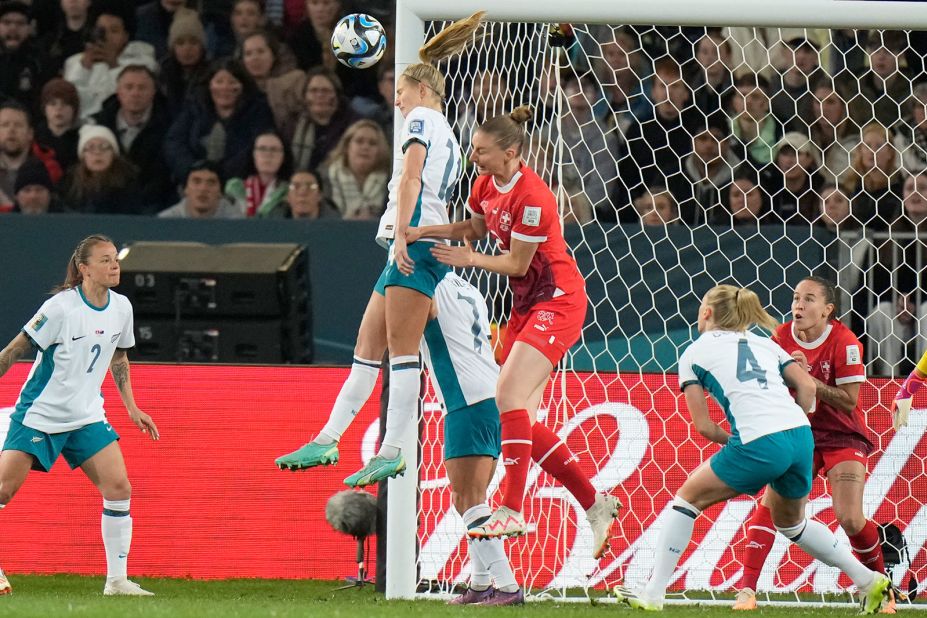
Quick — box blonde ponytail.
[705,284,778,332]
[401,12,485,101]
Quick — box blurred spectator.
[0,101,62,209]
[817,183,860,232]
[225,130,292,217]
[264,0,306,38]
[60,124,141,214]
[615,57,697,221]
[135,0,188,60]
[158,159,242,218]
[842,122,903,230]
[0,1,52,108]
[830,29,868,78]
[560,76,616,224]
[456,68,513,156]
[11,157,57,214]
[689,31,734,118]
[287,0,378,103]
[365,64,394,142]
[158,7,210,119]
[35,78,81,171]
[163,58,275,184]
[594,28,652,137]
[92,65,175,213]
[288,67,356,171]
[865,172,927,376]
[241,30,306,134]
[41,0,93,74]
[809,82,858,185]
[668,111,736,225]
[320,119,389,220]
[894,82,927,174]
[267,169,339,219]
[208,0,265,59]
[765,132,824,223]
[769,36,826,132]
[63,8,158,120]
[717,167,772,226]
[633,186,679,226]
[729,73,780,168]
[841,30,911,129]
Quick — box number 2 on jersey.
[736,339,768,389]
[87,344,101,373]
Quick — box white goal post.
[386,0,927,603]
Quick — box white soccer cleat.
[586,493,622,559]
[467,506,527,538]
[613,584,664,611]
[0,573,11,596]
[103,578,154,596]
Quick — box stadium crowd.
[1,0,926,375]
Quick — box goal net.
[390,0,927,605]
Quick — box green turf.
[0,575,901,618]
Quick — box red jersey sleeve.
[833,326,866,385]
[510,190,556,244]
[467,177,487,218]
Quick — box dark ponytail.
[53,234,115,293]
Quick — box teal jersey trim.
[12,343,59,423]
[423,318,467,412]
[77,286,110,311]
[779,358,796,377]
[691,363,738,439]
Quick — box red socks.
[739,503,776,591]
[499,409,533,512]
[850,520,886,573]
[531,423,596,510]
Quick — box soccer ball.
[331,14,387,69]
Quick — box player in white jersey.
[274,12,486,488]
[0,235,158,597]
[613,284,891,613]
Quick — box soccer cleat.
[0,574,11,596]
[478,587,525,606]
[612,585,663,611]
[343,454,406,487]
[732,588,757,611]
[859,574,892,615]
[103,578,154,596]
[275,442,339,470]
[448,586,495,605]
[466,506,527,538]
[586,493,622,559]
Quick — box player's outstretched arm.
[110,349,159,440]
[683,384,730,444]
[892,349,927,429]
[407,217,487,243]
[783,362,817,415]
[431,236,538,277]
[0,333,32,380]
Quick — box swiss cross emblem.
[820,360,831,381]
[500,210,512,232]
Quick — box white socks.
[378,355,420,460]
[777,519,875,590]
[316,357,381,444]
[102,499,132,580]
[643,497,700,602]
[461,504,518,592]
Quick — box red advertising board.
[0,365,923,593]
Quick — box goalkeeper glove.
[892,371,925,430]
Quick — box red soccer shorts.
[501,291,587,366]
[813,446,868,476]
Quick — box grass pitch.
[0,575,905,617]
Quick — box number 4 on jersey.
[736,339,768,389]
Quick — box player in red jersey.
[407,106,620,544]
[734,276,891,612]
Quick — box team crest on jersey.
[111,333,120,343]
[846,345,861,365]
[409,119,424,135]
[820,360,832,382]
[30,313,47,331]
[500,211,512,232]
[522,206,542,227]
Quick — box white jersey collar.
[492,169,523,194]
[791,322,833,350]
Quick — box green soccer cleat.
[612,585,664,611]
[275,442,339,470]
[859,573,892,615]
[343,454,406,487]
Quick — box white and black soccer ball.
[330,13,387,69]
